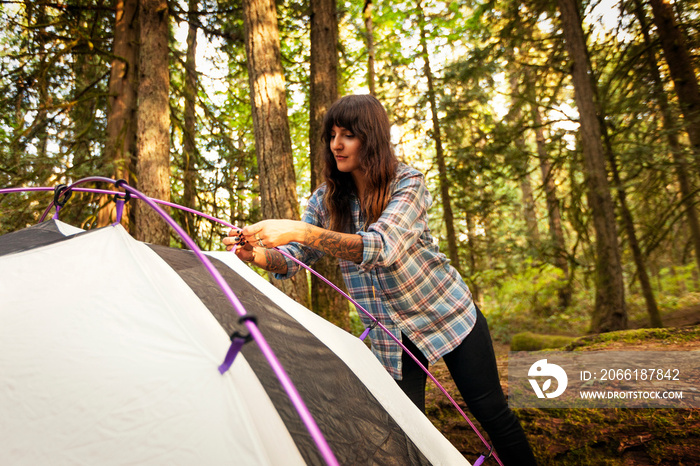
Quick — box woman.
[223,94,536,465]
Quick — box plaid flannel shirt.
[275,164,477,379]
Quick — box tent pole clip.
[473,444,494,466]
[111,179,132,226]
[359,320,378,341]
[113,179,132,203]
[218,315,257,375]
[231,314,258,343]
[53,184,73,208]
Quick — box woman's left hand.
[239,220,304,249]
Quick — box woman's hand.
[222,219,363,265]
[222,224,290,274]
[223,230,254,262]
[239,220,304,249]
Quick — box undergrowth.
[479,261,700,343]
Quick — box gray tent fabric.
[0,220,470,465]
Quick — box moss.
[510,331,576,351]
[565,325,700,350]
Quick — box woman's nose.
[330,135,341,151]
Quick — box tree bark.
[243,0,309,307]
[135,0,170,245]
[309,0,338,192]
[417,0,461,272]
[362,0,376,96]
[99,0,139,228]
[648,0,700,159]
[557,0,627,332]
[309,0,349,329]
[182,0,198,238]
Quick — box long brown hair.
[322,95,398,232]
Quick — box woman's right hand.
[223,229,255,263]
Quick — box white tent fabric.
[0,221,470,465]
[1,225,304,465]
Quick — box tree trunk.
[466,212,481,306]
[309,0,338,193]
[243,0,309,307]
[532,105,571,308]
[507,71,540,253]
[135,0,170,245]
[100,0,139,228]
[35,3,49,164]
[520,174,540,250]
[632,0,700,279]
[417,0,461,272]
[182,0,198,238]
[362,0,376,96]
[557,0,626,332]
[601,126,662,327]
[309,0,349,329]
[648,0,700,159]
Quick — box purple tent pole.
[2,180,340,466]
[2,182,502,466]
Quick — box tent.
[0,219,471,465]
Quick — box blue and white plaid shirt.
[276,164,477,379]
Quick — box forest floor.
[425,306,700,465]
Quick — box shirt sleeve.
[273,188,327,280]
[357,169,431,273]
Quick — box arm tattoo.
[263,249,288,274]
[304,224,364,263]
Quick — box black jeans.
[396,307,537,466]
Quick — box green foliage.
[347,305,366,338]
[481,261,591,341]
[483,260,700,343]
[0,2,113,233]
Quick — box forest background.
[2,0,700,463]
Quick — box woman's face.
[330,125,363,176]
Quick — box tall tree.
[309,0,349,328]
[135,0,171,245]
[99,0,139,228]
[507,71,541,253]
[309,0,338,193]
[243,0,309,307]
[648,0,700,159]
[182,0,199,238]
[632,0,700,277]
[362,0,377,96]
[33,3,49,165]
[417,0,461,272]
[598,102,662,326]
[532,102,571,308]
[557,0,627,332]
